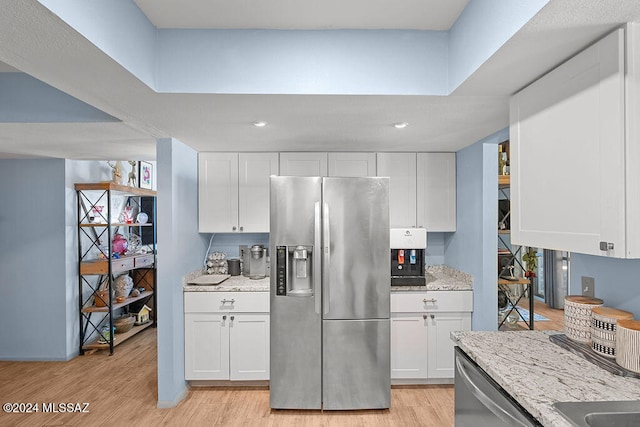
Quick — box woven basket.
[114,315,135,334]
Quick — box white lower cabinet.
[390,291,472,382]
[184,292,269,381]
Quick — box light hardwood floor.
[500,298,565,331]
[0,328,454,427]
[0,300,564,427]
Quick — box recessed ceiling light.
[253,121,267,127]
[394,122,408,129]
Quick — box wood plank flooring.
[0,299,565,426]
[0,328,454,426]
[500,298,565,331]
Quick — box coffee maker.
[240,244,268,279]
[390,228,427,286]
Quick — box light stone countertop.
[451,330,640,427]
[183,264,472,293]
[391,265,473,292]
[183,271,269,292]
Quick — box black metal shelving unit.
[76,182,157,355]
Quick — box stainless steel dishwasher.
[455,347,541,426]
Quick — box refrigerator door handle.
[322,201,330,315]
[314,201,321,314]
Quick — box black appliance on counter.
[390,228,427,286]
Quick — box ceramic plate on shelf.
[187,274,231,286]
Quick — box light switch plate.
[581,276,595,297]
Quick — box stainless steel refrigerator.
[269,176,390,410]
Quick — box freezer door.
[322,177,390,320]
[323,319,391,410]
[270,176,322,409]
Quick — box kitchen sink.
[553,401,640,427]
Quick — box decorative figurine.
[107,160,125,185]
[127,161,137,186]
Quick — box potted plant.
[522,248,538,278]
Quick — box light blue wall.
[426,232,446,266]
[0,159,130,361]
[157,29,448,95]
[448,0,549,91]
[36,0,546,96]
[156,138,209,407]
[204,233,270,261]
[569,254,640,319]
[0,159,68,360]
[0,73,119,122]
[445,128,507,331]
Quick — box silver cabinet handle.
[221,299,235,304]
[239,226,243,231]
[423,298,437,303]
[232,226,237,231]
[599,241,614,251]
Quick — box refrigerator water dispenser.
[275,245,313,296]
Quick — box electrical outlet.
[581,276,595,297]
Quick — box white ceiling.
[1,0,640,160]
[134,0,468,30]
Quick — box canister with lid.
[564,295,604,343]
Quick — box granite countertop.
[183,264,472,293]
[391,265,473,292]
[452,330,640,427]
[183,271,269,292]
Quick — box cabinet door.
[198,153,239,233]
[229,313,270,380]
[417,153,456,232]
[328,153,376,177]
[184,313,230,380]
[510,29,625,256]
[390,314,428,379]
[238,153,279,232]
[377,153,417,228]
[427,312,470,379]
[279,153,328,177]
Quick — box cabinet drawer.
[184,292,269,313]
[391,291,472,313]
[112,257,135,274]
[135,254,155,268]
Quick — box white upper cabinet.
[199,152,239,233]
[377,152,456,230]
[328,153,376,177]
[239,153,279,232]
[377,153,418,228]
[199,152,278,233]
[417,153,456,232]
[510,27,640,257]
[279,153,328,177]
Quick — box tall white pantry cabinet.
[510,25,640,258]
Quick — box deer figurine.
[127,161,137,186]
